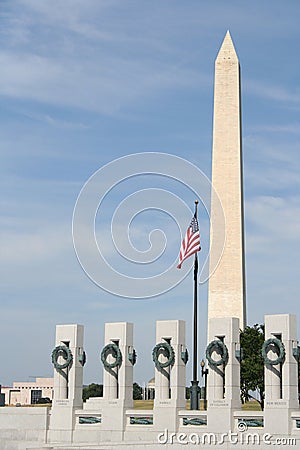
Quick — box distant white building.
[1,378,53,405]
[145,377,155,400]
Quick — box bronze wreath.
[262,338,285,366]
[51,345,73,370]
[152,342,175,369]
[206,340,228,366]
[101,343,122,369]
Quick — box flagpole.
[190,199,199,410]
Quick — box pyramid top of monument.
[216,30,239,62]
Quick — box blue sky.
[1,1,300,387]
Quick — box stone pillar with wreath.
[98,322,136,440]
[153,320,187,432]
[48,324,85,443]
[263,314,298,436]
[206,317,241,433]
[101,322,135,406]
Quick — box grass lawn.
[242,400,262,411]
[134,400,154,410]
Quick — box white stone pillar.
[264,314,298,436]
[207,317,241,433]
[99,322,134,441]
[154,320,186,433]
[48,324,84,444]
[102,322,134,406]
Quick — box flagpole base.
[190,380,200,410]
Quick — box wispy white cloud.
[245,193,300,326]
[0,50,206,114]
[245,79,300,105]
[246,195,300,254]
[21,111,91,130]
[0,225,71,264]
[249,123,300,135]
[1,1,213,115]
[243,133,300,192]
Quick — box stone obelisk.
[207,31,246,331]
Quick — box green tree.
[185,387,190,400]
[240,324,265,410]
[82,383,103,402]
[133,382,143,400]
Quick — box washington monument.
[208,31,246,330]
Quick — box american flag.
[177,215,201,269]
